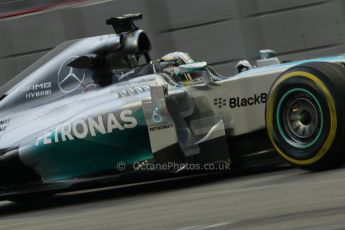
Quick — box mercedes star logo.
[58,57,86,93]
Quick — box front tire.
[266,62,345,170]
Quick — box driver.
[113,52,201,84]
[158,52,201,84]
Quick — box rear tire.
[266,62,345,170]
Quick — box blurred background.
[0,0,345,86]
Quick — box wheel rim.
[276,88,324,149]
[286,98,318,139]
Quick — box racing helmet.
[161,52,195,65]
[160,52,201,83]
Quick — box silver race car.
[1,13,345,202]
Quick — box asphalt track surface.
[1,165,345,230]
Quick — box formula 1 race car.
[1,13,345,202]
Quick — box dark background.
[0,0,344,86]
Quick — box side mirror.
[260,49,277,59]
